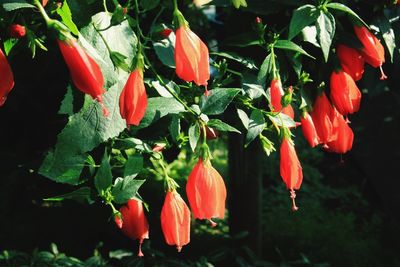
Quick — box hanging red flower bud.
[119,68,148,127]
[280,134,303,211]
[336,44,364,81]
[161,190,191,252]
[9,24,26,39]
[204,126,219,140]
[175,26,210,87]
[186,158,226,225]
[118,199,149,257]
[42,0,49,6]
[114,213,123,229]
[300,111,320,148]
[57,39,109,116]
[330,70,362,116]
[353,26,387,80]
[325,110,354,154]
[270,79,294,119]
[311,92,337,145]
[0,48,14,107]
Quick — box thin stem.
[143,55,197,116]
[112,0,119,7]
[103,0,109,12]
[172,0,178,12]
[33,0,52,24]
[270,46,278,79]
[93,23,113,55]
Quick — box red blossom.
[161,190,191,252]
[330,70,362,116]
[0,48,14,107]
[119,69,148,127]
[300,111,320,148]
[175,26,210,86]
[336,44,364,81]
[9,24,26,39]
[57,39,109,116]
[118,199,149,257]
[186,158,226,224]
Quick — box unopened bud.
[281,86,293,107]
[9,24,26,39]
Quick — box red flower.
[9,24,26,39]
[325,110,354,154]
[353,26,387,80]
[311,92,337,144]
[161,190,191,252]
[186,158,226,224]
[57,39,109,116]
[204,126,219,140]
[270,79,294,119]
[336,44,364,81]
[280,136,303,211]
[300,111,320,148]
[0,48,14,107]
[42,0,48,6]
[330,70,362,116]
[175,26,210,87]
[119,69,148,127]
[118,199,149,257]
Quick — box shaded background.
[1,0,400,266]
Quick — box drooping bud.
[280,132,303,211]
[119,68,148,127]
[336,44,364,81]
[160,28,173,38]
[174,25,210,86]
[310,92,337,145]
[57,38,108,116]
[186,158,227,224]
[269,79,295,119]
[300,111,320,148]
[0,48,15,107]
[330,70,362,116]
[353,26,387,80]
[161,190,191,252]
[118,199,149,257]
[324,110,354,154]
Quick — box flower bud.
[161,190,191,252]
[0,48,14,107]
[330,70,361,115]
[9,24,26,39]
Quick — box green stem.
[112,0,119,7]
[33,0,52,25]
[172,0,178,12]
[143,55,197,116]
[270,46,278,80]
[103,0,109,12]
[93,23,113,56]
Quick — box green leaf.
[138,97,185,128]
[58,85,74,115]
[245,110,265,146]
[274,40,315,59]
[3,38,18,55]
[1,0,34,11]
[111,176,145,204]
[124,154,143,177]
[150,79,179,97]
[110,51,130,71]
[201,88,241,115]
[169,116,181,142]
[188,123,200,152]
[268,113,296,128]
[375,15,395,63]
[94,151,113,194]
[288,4,319,40]
[237,109,250,130]
[259,134,276,156]
[257,53,273,84]
[207,119,241,133]
[302,25,320,47]
[44,187,94,204]
[316,11,336,62]
[57,0,79,36]
[243,73,267,99]
[211,51,258,70]
[153,32,175,68]
[326,2,367,27]
[114,138,153,152]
